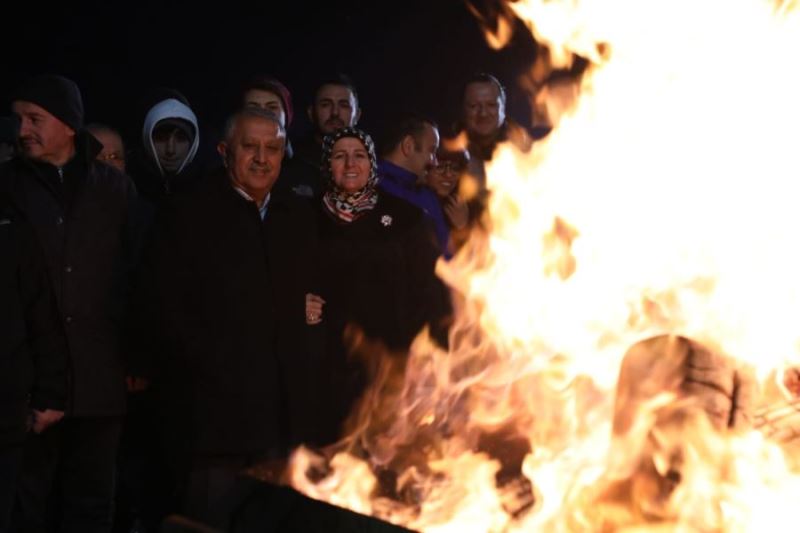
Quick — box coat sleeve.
[18,219,69,411]
[404,216,453,349]
[125,197,193,379]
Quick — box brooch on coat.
[380,215,393,227]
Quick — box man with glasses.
[86,123,126,173]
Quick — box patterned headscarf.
[321,127,380,223]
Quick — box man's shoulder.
[87,161,137,195]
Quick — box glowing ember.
[287,0,800,531]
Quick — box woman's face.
[331,137,371,193]
[426,160,463,198]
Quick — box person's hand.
[126,376,150,393]
[31,409,64,434]
[443,195,470,230]
[306,293,326,325]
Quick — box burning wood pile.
[274,0,800,531]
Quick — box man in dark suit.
[132,107,315,528]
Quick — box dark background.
[2,0,540,149]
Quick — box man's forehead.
[464,82,501,101]
[424,122,439,139]
[238,116,285,139]
[154,118,193,137]
[92,129,123,146]
[11,100,50,116]
[316,84,354,101]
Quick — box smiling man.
[460,73,531,187]
[218,107,286,218]
[377,113,451,258]
[129,107,316,528]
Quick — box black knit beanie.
[13,74,84,132]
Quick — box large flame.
[287,0,800,531]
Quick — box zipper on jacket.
[57,167,64,183]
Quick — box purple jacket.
[377,160,450,258]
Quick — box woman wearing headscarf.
[293,127,451,448]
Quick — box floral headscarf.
[321,127,379,223]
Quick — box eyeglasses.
[98,152,125,162]
[434,161,466,173]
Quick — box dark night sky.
[3,0,540,147]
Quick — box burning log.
[613,335,756,436]
[585,334,757,526]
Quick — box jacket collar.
[377,159,419,188]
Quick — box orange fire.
[287,0,800,531]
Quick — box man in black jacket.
[0,74,140,533]
[132,107,315,528]
[0,192,68,533]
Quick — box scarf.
[320,127,379,223]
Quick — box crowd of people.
[0,70,534,532]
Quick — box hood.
[142,98,200,177]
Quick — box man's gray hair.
[222,107,286,143]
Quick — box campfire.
[283,0,800,531]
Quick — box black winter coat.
[286,193,451,447]
[131,171,316,457]
[0,198,68,448]
[0,133,141,416]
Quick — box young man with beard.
[289,74,362,197]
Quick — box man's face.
[152,120,192,174]
[11,100,75,164]
[219,116,285,203]
[243,89,286,128]
[407,123,440,179]
[310,84,359,136]
[462,81,506,139]
[91,128,126,173]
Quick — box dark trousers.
[1,446,23,533]
[114,391,170,533]
[180,452,281,530]
[12,416,122,533]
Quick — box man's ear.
[400,134,415,157]
[217,141,228,167]
[307,105,315,123]
[353,107,362,126]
